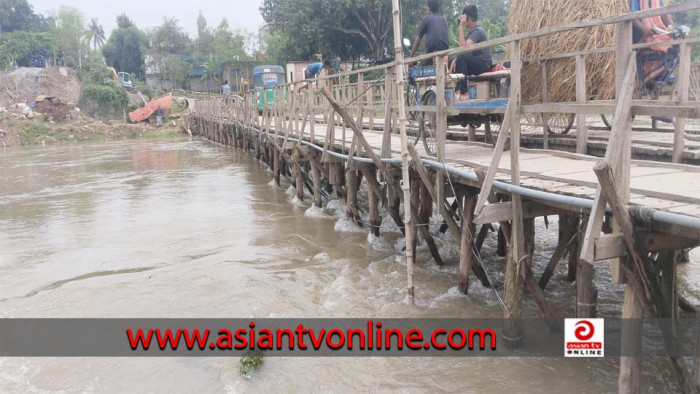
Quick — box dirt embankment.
[0,67,192,147]
[0,105,187,147]
[0,67,81,107]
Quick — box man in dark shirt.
[451,4,493,94]
[409,0,449,63]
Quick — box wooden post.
[497,225,507,257]
[419,181,433,238]
[341,76,348,153]
[345,166,361,225]
[612,21,634,286]
[594,160,692,393]
[578,50,637,315]
[468,125,477,142]
[673,43,691,164]
[294,151,304,201]
[369,83,375,132]
[575,55,588,155]
[618,287,643,394]
[435,56,447,208]
[504,40,525,347]
[459,194,477,294]
[309,89,316,142]
[382,70,393,158]
[367,166,381,237]
[312,152,322,208]
[567,215,582,282]
[357,73,365,126]
[541,62,549,150]
[390,0,415,302]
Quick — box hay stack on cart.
[507,0,630,104]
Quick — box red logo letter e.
[574,320,595,341]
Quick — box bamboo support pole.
[459,194,477,294]
[391,0,415,301]
[503,40,525,347]
[575,55,588,155]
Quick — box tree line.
[260,0,509,66]
[0,0,257,90]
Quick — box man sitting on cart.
[409,0,449,66]
[451,4,493,96]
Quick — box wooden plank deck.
[265,116,700,220]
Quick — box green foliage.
[146,15,253,90]
[116,14,134,29]
[77,52,111,84]
[80,82,129,117]
[0,0,49,32]
[150,17,191,54]
[262,30,291,65]
[239,354,264,377]
[102,14,147,78]
[0,30,51,69]
[51,6,87,68]
[261,0,508,62]
[261,0,380,60]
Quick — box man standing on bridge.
[297,60,332,92]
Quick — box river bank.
[0,104,188,147]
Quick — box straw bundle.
[507,0,631,103]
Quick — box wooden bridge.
[190,3,700,392]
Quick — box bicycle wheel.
[545,113,575,135]
[406,85,420,122]
[419,90,438,157]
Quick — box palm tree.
[85,18,106,50]
[201,54,219,94]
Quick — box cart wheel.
[545,113,575,135]
[601,114,613,130]
[419,90,438,157]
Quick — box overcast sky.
[29,0,266,37]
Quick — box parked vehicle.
[253,65,286,112]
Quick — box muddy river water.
[0,138,697,393]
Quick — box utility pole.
[390,0,416,302]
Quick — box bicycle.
[406,65,440,156]
[600,26,690,131]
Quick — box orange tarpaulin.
[128,94,173,123]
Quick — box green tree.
[102,14,146,78]
[0,0,48,32]
[85,18,106,50]
[51,6,86,68]
[116,13,134,29]
[261,30,290,65]
[197,10,208,38]
[261,0,428,61]
[151,17,191,54]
